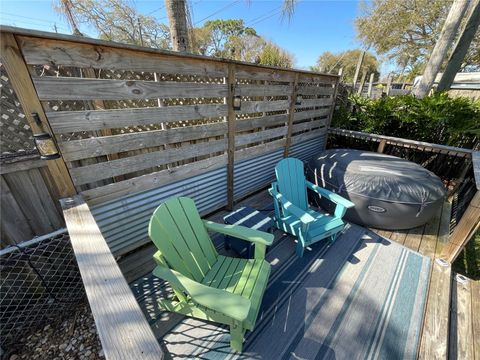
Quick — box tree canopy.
[55,0,170,48]
[355,0,480,72]
[56,2,295,68]
[314,49,379,82]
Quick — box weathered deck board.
[449,275,474,360]
[418,260,451,360]
[61,196,164,359]
[372,200,451,259]
[472,280,480,360]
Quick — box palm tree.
[165,0,190,52]
[164,0,297,53]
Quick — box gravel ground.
[6,303,103,360]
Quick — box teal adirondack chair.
[148,197,273,352]
[269,157,355,257]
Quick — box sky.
[0,0,392,73]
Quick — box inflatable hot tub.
[307,149,446,230]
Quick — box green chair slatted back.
[148,196,273,352]
[149,197,218,281]
[275,158,308,211]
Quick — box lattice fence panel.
[0,63,35,155]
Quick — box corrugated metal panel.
[234,148,284,200]
[289,134,327,162]
[234,134,327,200]
[91,166,228,256]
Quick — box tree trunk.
[437,0,480,91]
[413,0,470,98]
[165,0,190,52]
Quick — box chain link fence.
[0,229,85,349]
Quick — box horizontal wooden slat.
[19,35,227,77]
[236,84,292,97]
[236,100,290,114]
[295,98,334,108]
[297,86,335,96]
[236,113,288,132]
[293,108,331,121]
[0,155,46,174]
[235,126,287,147]
[290,127,328,145]
[235,65,295,82]
[34,77,228,100]
[69,139,227,185]
[82,154,227,205]
[298,74,338,84]
[47,104,227,133]
[60,196,164,359]
[12,32,337,81]
[291,119,327,133]
[235,138,286,161]
[60,122,227,161]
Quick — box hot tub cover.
[307,149,446,229]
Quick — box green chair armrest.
[152,262,250,322]
[203,220,274,246]
[270,187,316,224]
[306,181,355,209]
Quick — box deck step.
[448,273,478,360]
[418,259,452,360]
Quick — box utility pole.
[137,18,144,46]
[352,50,365,89]
[437,0,480,91]
[413,0,470,97]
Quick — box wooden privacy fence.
[1,154,64,247]
[0,26,338,248]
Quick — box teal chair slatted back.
[275,158,308,211]
[148,197,218,282]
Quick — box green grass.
[452,231,480,280]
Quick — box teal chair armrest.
[306,181,354,219]
[270,187,316,224]
[152,261,250,322]
[203,220,273,259]
[306,181,355,207]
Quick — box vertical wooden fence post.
[0,32,76,198]
[357,72,367,95]
[385,75,393,96]
[326,75,341,128]
[226,64,236,210]
[367,73,375,98]
[377,139,386,153]
[284,73,299,157]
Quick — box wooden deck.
[119,188,479,359]
[371,200,452,259]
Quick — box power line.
[1,12,70,31]
[245,4,283,25]
[248,8,284,27]
[146,5,165,16]
[194,0,240,25]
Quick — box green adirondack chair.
[148,197,273,352]
[269,157,355,257]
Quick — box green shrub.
[332,92,480,148]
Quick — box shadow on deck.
[122,189,470,359]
